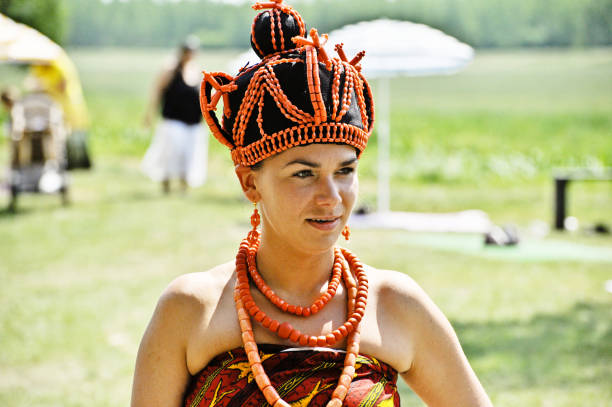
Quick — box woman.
[141,36,208,193]
[132,1,492,406]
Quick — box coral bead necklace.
[234,207,369,406]
[246,244,344,317]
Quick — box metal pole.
[554,178,568,230]
[377,76,390,213]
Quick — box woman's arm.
[131,279,199,407]
[143,67,173,128]
[386,273,492,407]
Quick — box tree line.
[1,0,67,44]
[3,0,611,48]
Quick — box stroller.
[7,91,69,211]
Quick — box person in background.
[1,87,18,169]
[1,87,18,129]
[2,87,24,169]
[141,36,208,194]
[30,54,92,170]
[1,87,16,111]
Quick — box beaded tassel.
[342,225,350,241]
[247,203,261,244]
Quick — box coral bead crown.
[200,0,375,166]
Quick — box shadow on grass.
[108,186,245,208]
[194,192,245,207]
[0,202,57,220]
[455,301,612,391]
[0,206,20,219]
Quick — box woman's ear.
[235,165,261,203]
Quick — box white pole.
[376,76,391,213]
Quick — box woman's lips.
[306,217,341,231]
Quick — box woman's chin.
[299,231,343,253]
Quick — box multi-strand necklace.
[234,208,368,406]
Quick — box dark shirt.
[161,67,202,125]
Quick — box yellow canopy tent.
[0,13,89,131]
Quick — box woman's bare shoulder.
[160,261,235,309]
[364,265,445,345]
[361,269,491,404]
[365,265,428,305]
[352,265,435,372]
[132,261,237,406]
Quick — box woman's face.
[253,143,359,254]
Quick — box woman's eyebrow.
[284,159,319,168]
[341,158,358,166]
[283,157,358,168]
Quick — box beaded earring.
[248,202,261,244]
[342,225,350,241]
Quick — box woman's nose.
[314,176,341,207]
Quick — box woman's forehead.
[273,144,358,164]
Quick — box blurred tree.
[0,0,67,44]
[61,0,612,49]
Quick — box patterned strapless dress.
[184,344,400,407]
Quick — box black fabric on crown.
[251,11,304,59]
[222,51,369,149]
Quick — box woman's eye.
[293,170,313,178]
[337,167,355,175]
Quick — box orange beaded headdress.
[200,0,375,166]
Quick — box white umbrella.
[232,19,473,77]
[326,19,474,78]
[0,13,63,63]
[326,19,474,214]
[231,19,485,232]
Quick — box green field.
[1,48,611,406]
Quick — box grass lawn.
[1,47,611,406]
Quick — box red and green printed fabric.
[184,344,400,407]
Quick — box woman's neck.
[255,235,335,302]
